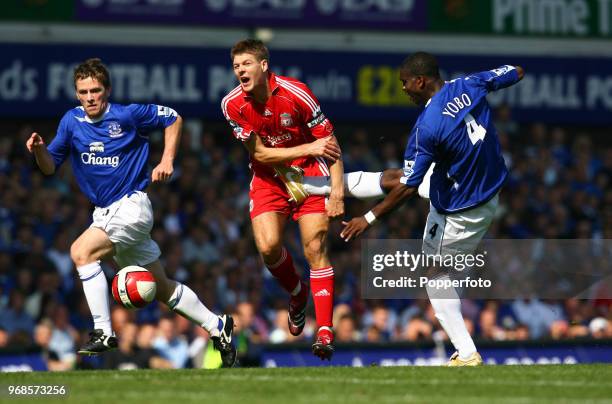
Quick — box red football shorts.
[249,157,328,221]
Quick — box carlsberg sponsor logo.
[81,153,120,167]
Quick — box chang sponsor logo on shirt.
[81,142,120,168]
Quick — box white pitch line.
[211,373,609,389]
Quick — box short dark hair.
[231,39,270,62]
[73,58,111,89]
[400,52,440,78]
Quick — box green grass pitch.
[1,365,611,404]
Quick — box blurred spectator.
[0,327,9,348]
[365,325,382,343]
[401,316,433,342]
[269,309,293,343]
[335,314,360,343]
[103,322,141,370]
[188,324,211,368]
[111,306,133,336]
[589,317,612,339]
[182,226,220,265]
[137,324,173,369]
[235,301,268,343]
[511,299,565,339]
[0,289,35,335]
[494,104,519,137]
[513,324,530,340]
[46,230,74,292]
[49,305,78,363]
[231,302,269,366]
[153,316,190,369]
[24,270,62,321]
[34,320,73,371]
[362,305,395,341]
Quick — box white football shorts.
[90,191,161,268]
[422,193,498,256]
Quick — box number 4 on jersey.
[464,113,486,145]
[429,223,439,239]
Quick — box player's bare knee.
[70,243,90,267]
[303,235,327,264]
[257,241,283,263]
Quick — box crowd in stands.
[0,106,610,369]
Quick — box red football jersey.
[221,73,334,178]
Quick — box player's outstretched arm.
[26,132,55,175]
[247,134,340,165]
[152,114,182,182]
[340,182,417,242]
[515,66,525,80]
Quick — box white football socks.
[303,167,434,200]
[426,273,477,360]
[303,171,385,199]
[167,282,219,336]
[77,261,112,336]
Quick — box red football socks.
[266,247,301,294]
[310,266,334,328]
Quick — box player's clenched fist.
[151,159,174,182]
[26,133,45,152]
[326,196,344,219]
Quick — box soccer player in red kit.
[222,39,344,360]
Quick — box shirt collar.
[79,103,111,123]
[425,82,448,108]
[268,72,280,93]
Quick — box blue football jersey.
[47,103,177,208]
[400,65,521,214]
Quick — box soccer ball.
[111,266,157,309]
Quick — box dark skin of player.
[340,66,524,242]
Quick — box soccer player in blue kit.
[340,52,524,366]
[26,58,236,367]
